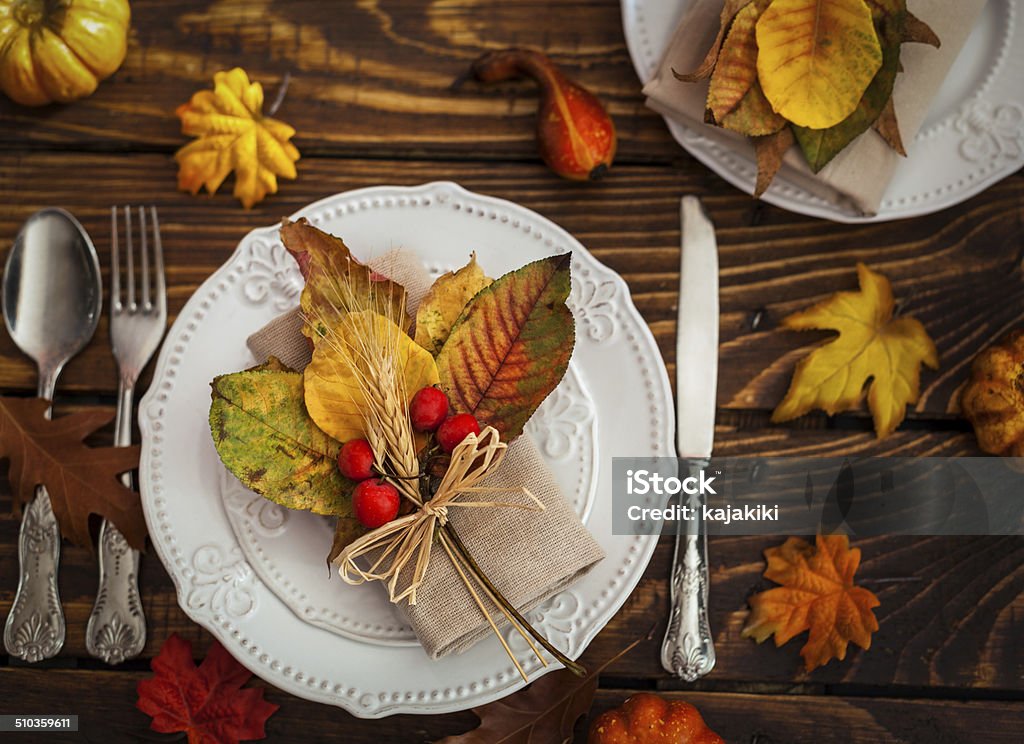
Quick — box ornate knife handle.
[86,380,145,664]
[4,372,65,662]
[660,458,716,681]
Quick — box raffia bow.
[334,426,543,605]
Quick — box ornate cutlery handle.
[86,380,145,664]
[660,458,716,681]
[4,371,65,662]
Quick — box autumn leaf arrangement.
[677,0,940,194]
[210,219,580,679]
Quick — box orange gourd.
[0,0,130,106]
[589,693,725,744]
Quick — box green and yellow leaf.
[437,254,575,441]
[756,0,882,129]
[415,253,492,356]
[304,311,440,443]
[772,263,939,438]
[792,0,902,171]
[209,359,357,519]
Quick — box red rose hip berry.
[337,439,375,481]
[436,413,481,453]
[352,480,400,529]
[410,386,449,432]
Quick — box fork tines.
[110,206,166,316]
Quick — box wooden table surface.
[0,1,1021,742]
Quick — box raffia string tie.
[334,426,544,606]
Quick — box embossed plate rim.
[138,181,674,717]
[621,0,1024,223]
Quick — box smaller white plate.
[221,364,599,646]
[622,0,1024,223]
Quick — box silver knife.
[660,196,718,681]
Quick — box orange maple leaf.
[741,535,880,672]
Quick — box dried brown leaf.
[903,11,940,47]
[0,398,145,549]
[436,632,651,744]
[673,0,753,82]
[872,96,906,155]
[753,127,794,197]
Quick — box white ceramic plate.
[622,0,1024,223]
[138,182,673,717]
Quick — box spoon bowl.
[3,208,102,382]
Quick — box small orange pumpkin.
[588,693,725,744]
[0,0,130,106]
[961,329,1024,457]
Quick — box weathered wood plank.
[1,152,1021,425]
[1,668,1020,743]
[1,430,1019,691]
[0,0,678,163]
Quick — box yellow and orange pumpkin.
[0,0,130,106]
[961,329,1024,457]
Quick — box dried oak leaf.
[436,254,575,441]
[175,67,300,209]
[437,633,647,743]
[137,633,279,743]
[742,535,880,672]
[772,263,938,438]
[0,397,144,550]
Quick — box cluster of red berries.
[337,386,482,529]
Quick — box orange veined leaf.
[175,67,300,209]
[755,0,883,129]
[707,0,771,122]
[742,535,880,672]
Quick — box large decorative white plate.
[138,182,673,717]
[622,0,1024,223]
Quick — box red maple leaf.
[137,634,278,744]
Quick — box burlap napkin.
[247,250,604,659]
[643,0,985,215]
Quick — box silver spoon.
[2,208,102,662]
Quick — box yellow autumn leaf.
[414,253,492,355]
[772,263,938,437]
[305,310,439,443]
[756,0,882,129]
[175,68,300,209]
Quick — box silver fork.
[85,206,166,664]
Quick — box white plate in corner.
[622,0,1024,223]
[138,182,673,717]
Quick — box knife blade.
[660,196,718,681]
[676,196,719,458]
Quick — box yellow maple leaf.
[772,263,938,437]
[756,0,882,129]
[175,68,300,209]
[304,311,439,444]
[414,253,492,356]
[742,535,880,672]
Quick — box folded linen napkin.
[642,0,986,215]
[246,250,605,658]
